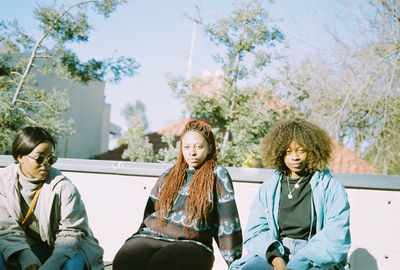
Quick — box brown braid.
[155,120,218,225]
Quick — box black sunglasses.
[27,155,58,165]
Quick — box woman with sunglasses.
[0,126,103,270]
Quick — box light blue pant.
[241,238,322,270]
[0,244,86,270]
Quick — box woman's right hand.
[26,265,39,270]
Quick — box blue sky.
[1,0,346,140]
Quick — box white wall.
[66,172,400,270]
[1,157,399,270]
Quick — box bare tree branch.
[11,0,99,106]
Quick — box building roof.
[109,122,122,136]
[155,118,191,136]
[330,142,379,174]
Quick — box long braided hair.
[155,120,218,225]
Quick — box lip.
[288,163,304,169]
[288,163,302,166]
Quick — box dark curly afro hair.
[259,118,333,176]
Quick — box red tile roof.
[156,118,191,136]
[330,142,379,174]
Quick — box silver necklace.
[286,176,303,199]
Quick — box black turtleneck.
[278,174,316,240]
[266,173,316,264]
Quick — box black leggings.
[113,237,214,270]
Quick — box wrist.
[16,249,41,270]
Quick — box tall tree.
[156,134,179,163]
[277,0,400,174]
[169,0,288,166]
[0,0,139,153]
[120,101,155,162]
[121,100,149,135]
[120,100,180,163]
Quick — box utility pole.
[186,22,197,80]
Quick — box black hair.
[12,126,56,162]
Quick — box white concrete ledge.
[1,156,399,190]
[1,156,399,269]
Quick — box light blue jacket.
[230,168,351,270]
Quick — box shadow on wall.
[348,248,378,270]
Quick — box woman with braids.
[113,119,242,270]
[230,118,351,270]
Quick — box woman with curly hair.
[230,118,351,270]
[113,119,242,270]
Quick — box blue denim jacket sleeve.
[243,174,284,259]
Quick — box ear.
[17,155,24,164]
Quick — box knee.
[0,253,9,270]
[113,247,133,270]
[241,256,272,270]
[113,239,140,266]
[113,244,130,264]
[63,252,86,270]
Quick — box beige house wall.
[35,74,110,158]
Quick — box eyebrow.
[33,152,55,155]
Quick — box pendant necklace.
[286,176,303,200]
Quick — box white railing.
[1,156,399,270]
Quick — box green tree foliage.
[120,101,180,163]
[0,0,139,154]
[156,134,179,163]
[169,0,289,166]
[199,0,284,86]
[121,101,155,162]
[121,118,155,163]
[119,100,148,146]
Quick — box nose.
[189,148,197,156]
[42,157,51,166]
[289,152,300,160]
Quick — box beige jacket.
[0,163,104,269]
